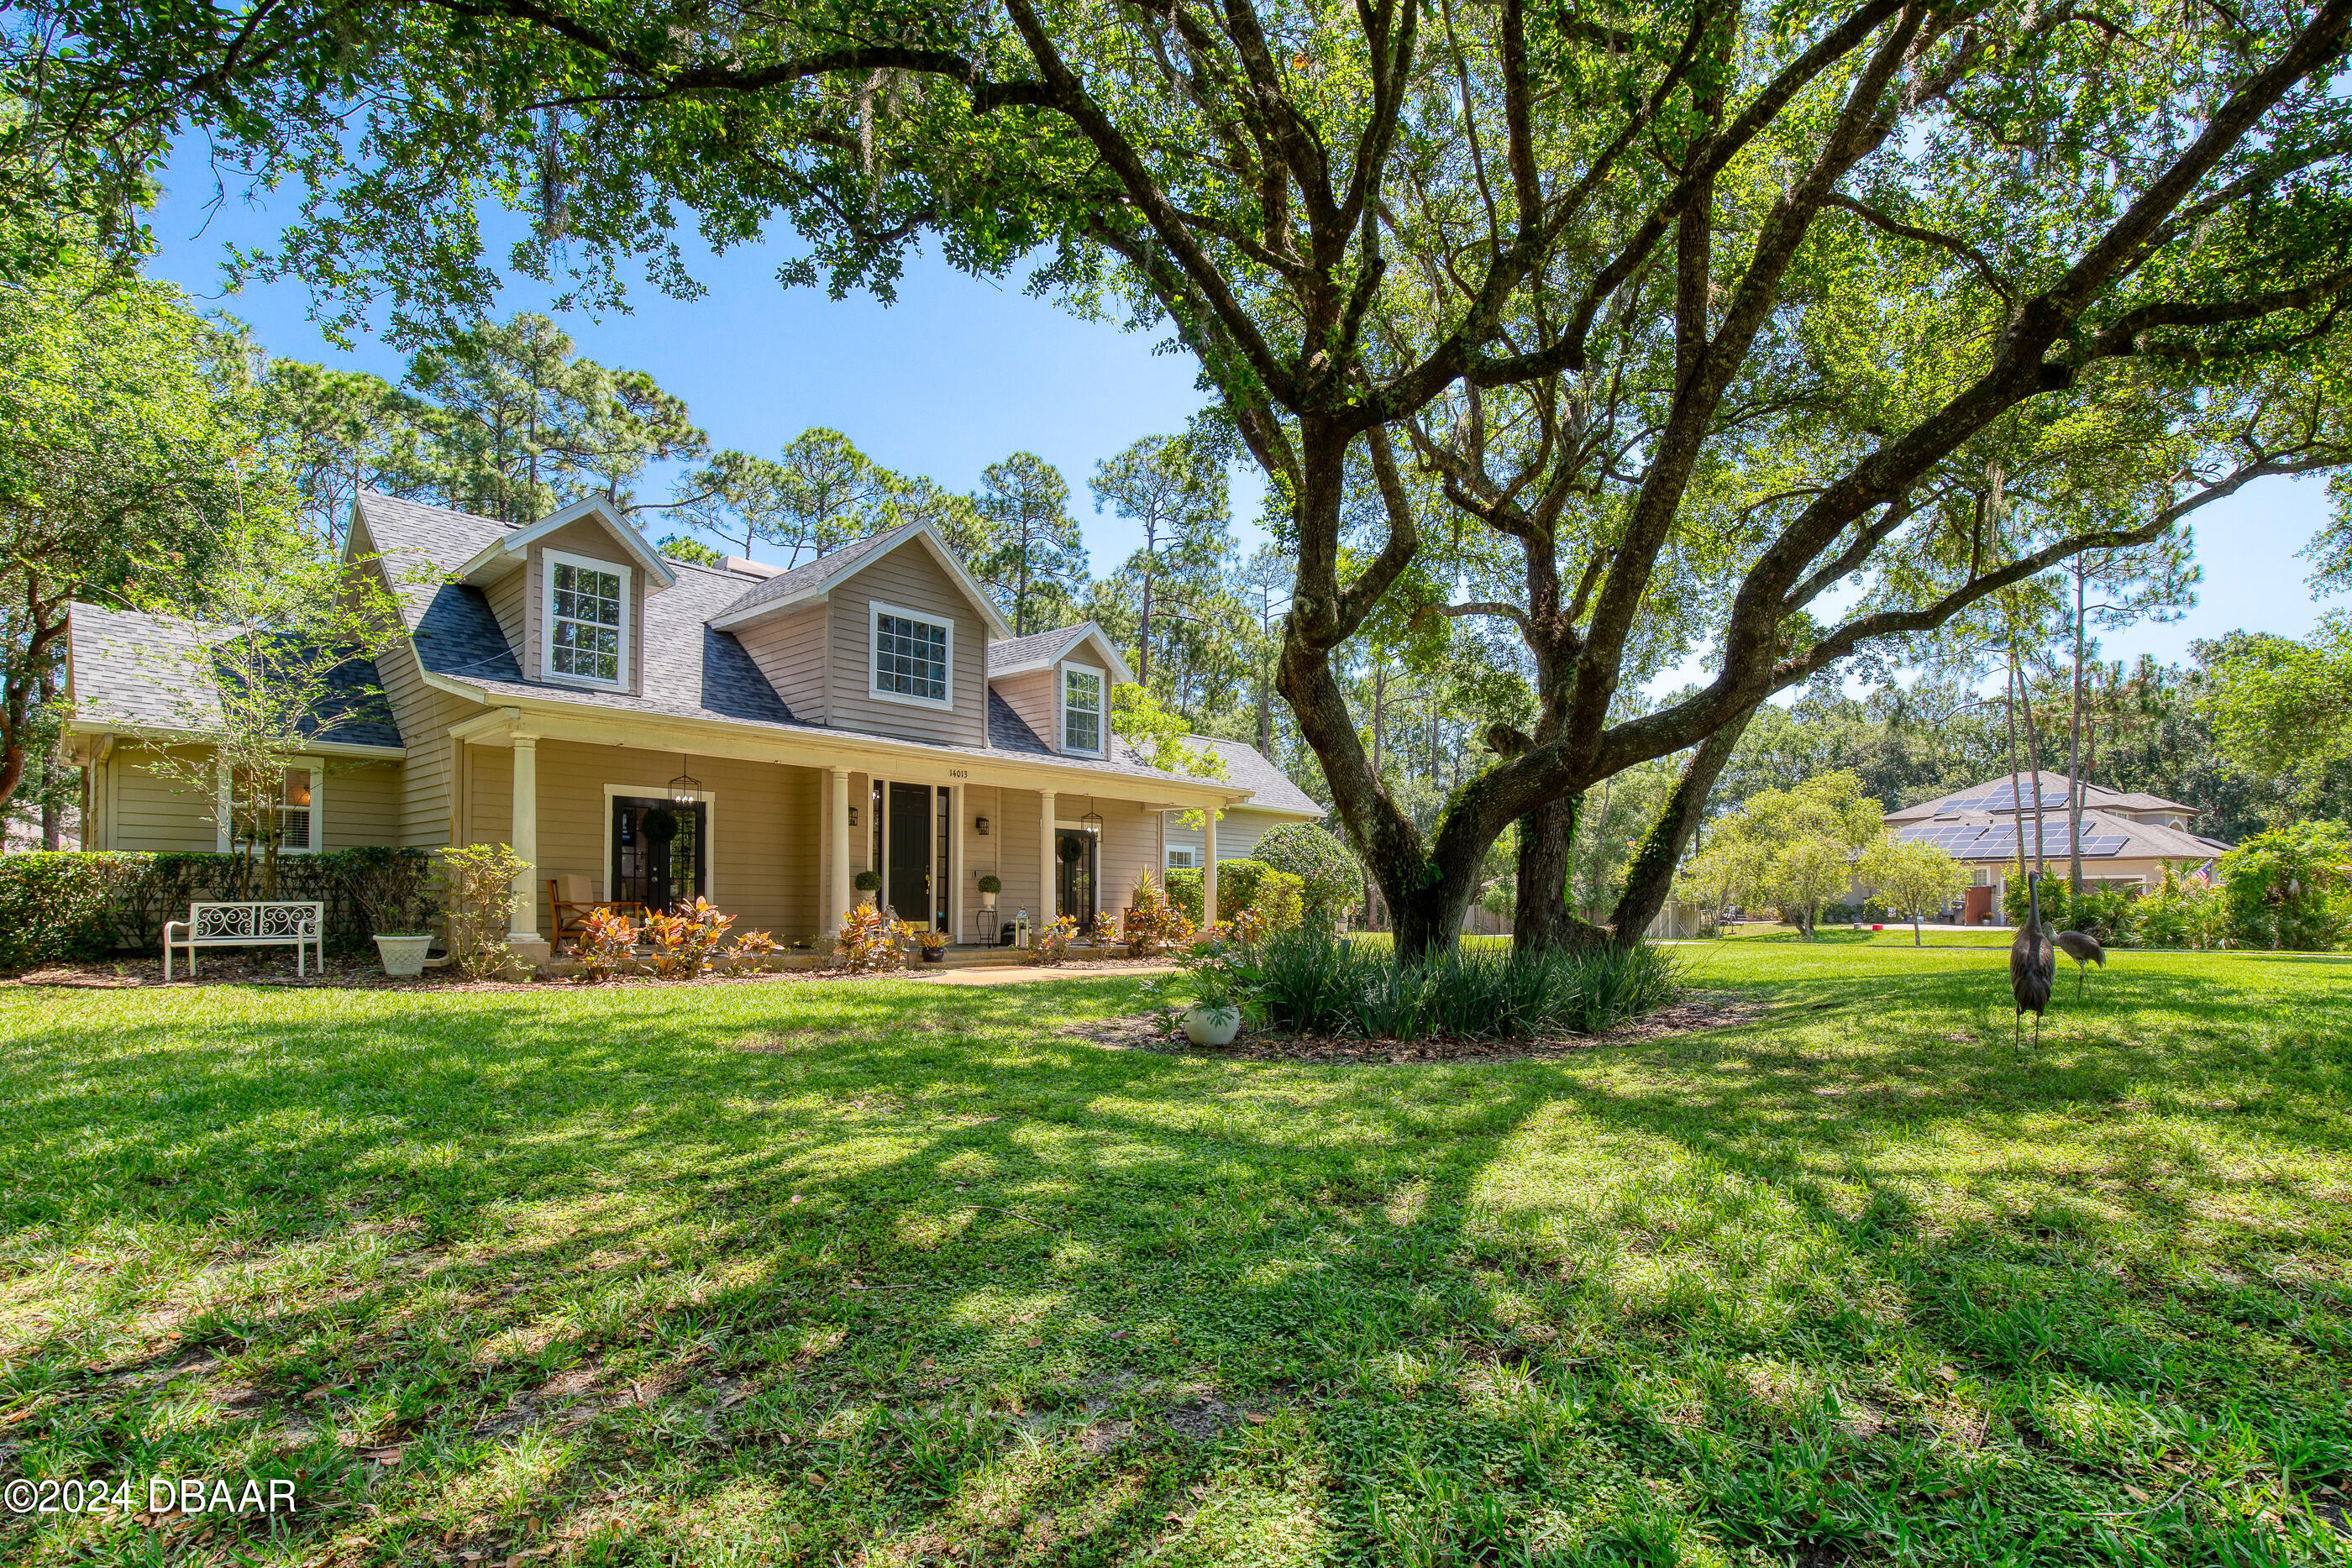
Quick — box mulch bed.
[1059,991,1770,1062]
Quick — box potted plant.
[976,873,1000,915]
[915,925,950,962]
[853,868,882,906]
[1174,925,1255,1046]
[342,846,438,978]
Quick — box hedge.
[0,849,439,972]
[1249,821,1357,922]
[1164,859,1306,930]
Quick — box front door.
[886,781,932,924]
[612,796,705,913]
[1057,829,1097,931]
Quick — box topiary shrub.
[1250,821,1357,925]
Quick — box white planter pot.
[373,934,433,978]
[1180,1004,1242,1047]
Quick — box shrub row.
[0,849,438,971]
[1234,929,1679,1041]
[1996,821,2351,951]
[1164,859,1309,930]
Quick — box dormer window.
[1063,663,1103,754]
[871,600,952,708]
[545,549,629,687]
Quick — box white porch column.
[509,736,540,939]
[827,766,852,937]
[1204,808,1219,927]
[1038,789,1058,924]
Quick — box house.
[1882,771,2232,924]
[61,493,1324,960]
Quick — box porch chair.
[548,875,649,942]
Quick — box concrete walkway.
[909,962,1183,987]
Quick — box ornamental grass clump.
[1246,930,1677,1041]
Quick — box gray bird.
[2010,872,2056,1046]
[2054,928,2105,999]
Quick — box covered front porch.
[446,705,1240,962]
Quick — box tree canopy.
[20,0,2352,951]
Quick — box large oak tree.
[26,0,2352,952]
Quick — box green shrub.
[0,847,443,970]
[1166,858,1281,925]
[0,853,141,971]
[2218,821,2352,951]
[1243,930,1678,1041]
[1250,821,1357,924]
[2137,863,2229,949]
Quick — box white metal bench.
[163,901,326,980]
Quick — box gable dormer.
[454,497,675,696]
[709,519,1013,747]
[986,623,1133,757]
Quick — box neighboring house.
[1882,771,2233,924]
[61,493,1321,958]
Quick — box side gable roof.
[1884,771,2193,823]
[986,621,1136,684]
[708,520,1015,638]
[66,600,404,752]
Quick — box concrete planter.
[373,934,434,978]
[1179,1004,1242,1047]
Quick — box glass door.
[612,796,705,912]
[1056,829,1097,931]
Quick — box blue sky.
[148,147,2339,677]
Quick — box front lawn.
[3,946,2347,1565]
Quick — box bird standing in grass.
[2054,928,2105,999]
[2011,872,2056,1046]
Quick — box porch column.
[827,766,852,937]
[509,736,539,939]
[1039,789,1058,925]
[1204,807,1218,927]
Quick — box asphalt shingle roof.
[1887,771,2195,822]
[710,520,925,622]
[349,493,1294,801]
[986,626,1086,671]
[67,600,405,749]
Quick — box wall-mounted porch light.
[976,815,991,836]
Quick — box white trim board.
[542,548,634,692]
[867,597,956,711]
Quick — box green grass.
[3,946,2347,1565]
[1709,924,2019,948]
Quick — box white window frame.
[1060,660,1105,755]
[217,757,323,854]
[543,548,633,690]
[868,599,954,710]
[1164,847,1196,871]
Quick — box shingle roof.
[987,626,1086,670]
[67,600,404,749]
[1187,736,1323,816]
[1890,805,2227,863]
[1886,771,2194,822]
[710,520,922,622]
[349,493,1274,798]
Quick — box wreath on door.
[1060,836,1084,862]
[639,806,680,844]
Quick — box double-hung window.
[1062,663,1103,754]
[870,601,952,707]
[275,764,320,852]
[1165,847,1196,871]
[545,550,628,686]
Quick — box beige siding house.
[64,494,1322,959]
[1882,771,2233,925]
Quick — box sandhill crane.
[2011,873,2056,1046]
[2054,928,2105,999]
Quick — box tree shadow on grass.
[4,959,2347,1563]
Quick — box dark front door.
[887,781,932,925]
[1057,830,1096,931]
[612,796,705,913]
